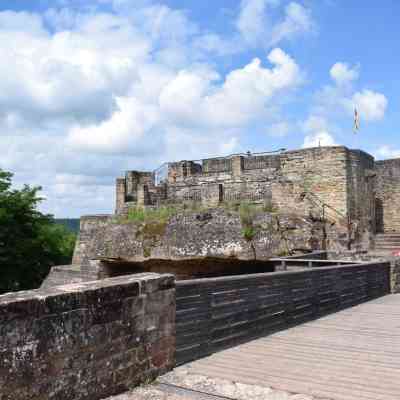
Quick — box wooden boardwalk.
[185,294,400,400]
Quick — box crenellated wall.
[114,146,400,239]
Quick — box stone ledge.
[0,273,176,400]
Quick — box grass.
[126,206,180,245]
[127,206,178,224]
[239,202,257,227]
[221,201,241,212]
[262,199,278,213]
[143,247,151,258]
[123,202,278,245]
[277,249,290,257]
[242,226,256,241]
[237,202,259,242]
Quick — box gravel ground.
[108,366,331,400]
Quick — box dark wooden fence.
[175,261,390,365]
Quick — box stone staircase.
[374,233,400,253]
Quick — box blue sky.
[0,0,398,217]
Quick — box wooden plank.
[175,261,391,365]
[184,295,400,400]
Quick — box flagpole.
[352,107,360,150]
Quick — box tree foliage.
[0,169,76,294]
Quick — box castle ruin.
[116,145,399,235]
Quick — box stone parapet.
[0,273,175,400]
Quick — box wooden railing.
[175,261,390,365]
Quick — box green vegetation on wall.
[0,169,76,294]
[127,206,178,224]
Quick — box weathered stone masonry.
[115,146,379,234]
[115,146,400,236]
[0,273,175,400]
[1,262,392,400]
[375,158,400,233]
[71,209,332,268]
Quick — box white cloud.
[351,90,388,122]
[67,96,160,153]
[266,121,291,137]
[302,115,336,148]
[303,131,336,148]
[312,62,388,132]
[69,47,302,156]
[271,2,315,44]
[0,11,47,35]
[237,0,314,48]
[302,115,329,132]
[0,3,308,216]
[0,11,152,126]
[330,62,359,86]
[159,48,302,128]
[376,145,400,159]
[237,0,271,46]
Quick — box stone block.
[0,273,176,400]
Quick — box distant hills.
[55,219,80,234]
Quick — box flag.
[353,108,360,133]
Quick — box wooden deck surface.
[186,294,400,400]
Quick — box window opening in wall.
[218,184,224,203]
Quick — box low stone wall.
[175,261,391,365]
[0,273,175,400]
[40,264,99,288]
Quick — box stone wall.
[40,264,98,288]
[375,158,400,232]
[72,215,111,265]
[72,209,347,270]
[113,145,400,250]
[115,147,375,239]
[0,273,175,400]
[278,147,349,217]
[116,152,285,213]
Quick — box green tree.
[0,169,76,294]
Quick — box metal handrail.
[301,190,347,220]
[301,189,353,250]
[152,148,287,173]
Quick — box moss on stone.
[143,247,151,258]
[242,226,256,242]
[142,220,168,239]
[127,206,178,224]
